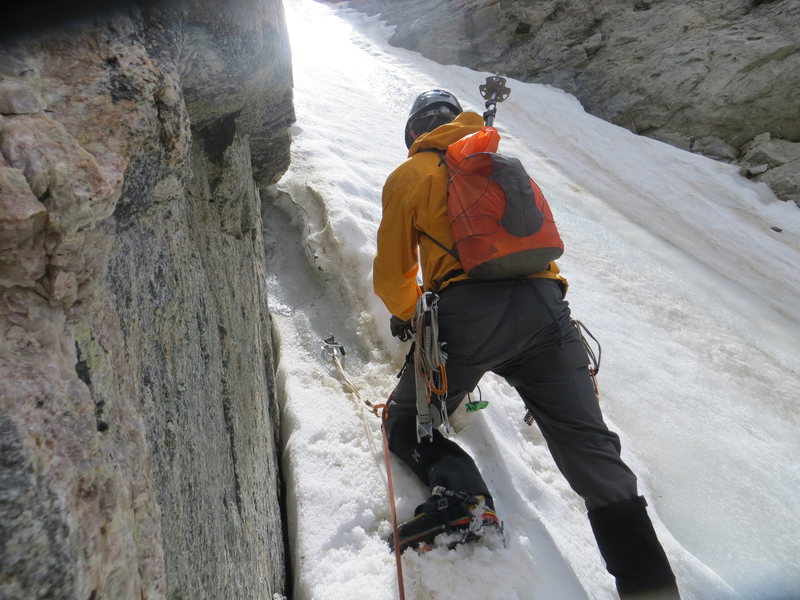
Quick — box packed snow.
[264,1,800,598]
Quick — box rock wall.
[329,0,800,206]
[0,1,294,598]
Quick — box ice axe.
[480,74,511,127]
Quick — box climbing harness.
[412,292,450,442]
[573,319,602,399]
[523,319,603,426]
[321,334,405,600]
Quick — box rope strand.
[322,335,406,600]
[382,414,406,600]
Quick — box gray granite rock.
[740,163,770,177]
[756,161,800,207]
[0,1,292,598]
[0,80,45,114]
[691,136,740,162]
[144,0,295,186]
[0,155,47,287]
[741,132,800,168]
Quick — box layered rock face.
[331,0,800,205]
[0,1,293,598]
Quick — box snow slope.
[266,1,800,598]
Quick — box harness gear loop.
[413,292,450,442]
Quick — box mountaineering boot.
[588,496,680,599]
[388,486,501,552]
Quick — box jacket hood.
[408,111,484,157]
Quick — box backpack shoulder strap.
[417,147,447,166]
[414,147,456,259]
[415,148,464,290]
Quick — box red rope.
[381,411,406,600]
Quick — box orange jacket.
[373,111,566,320]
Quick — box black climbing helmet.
[404,89,463,148]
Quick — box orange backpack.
[424,126,564,284]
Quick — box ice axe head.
[479,75,510,126]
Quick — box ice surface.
[266,1,800,598]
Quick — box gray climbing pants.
[385,277,639,510]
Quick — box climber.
[373,88,680,599]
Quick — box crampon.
[388,487,506,553]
